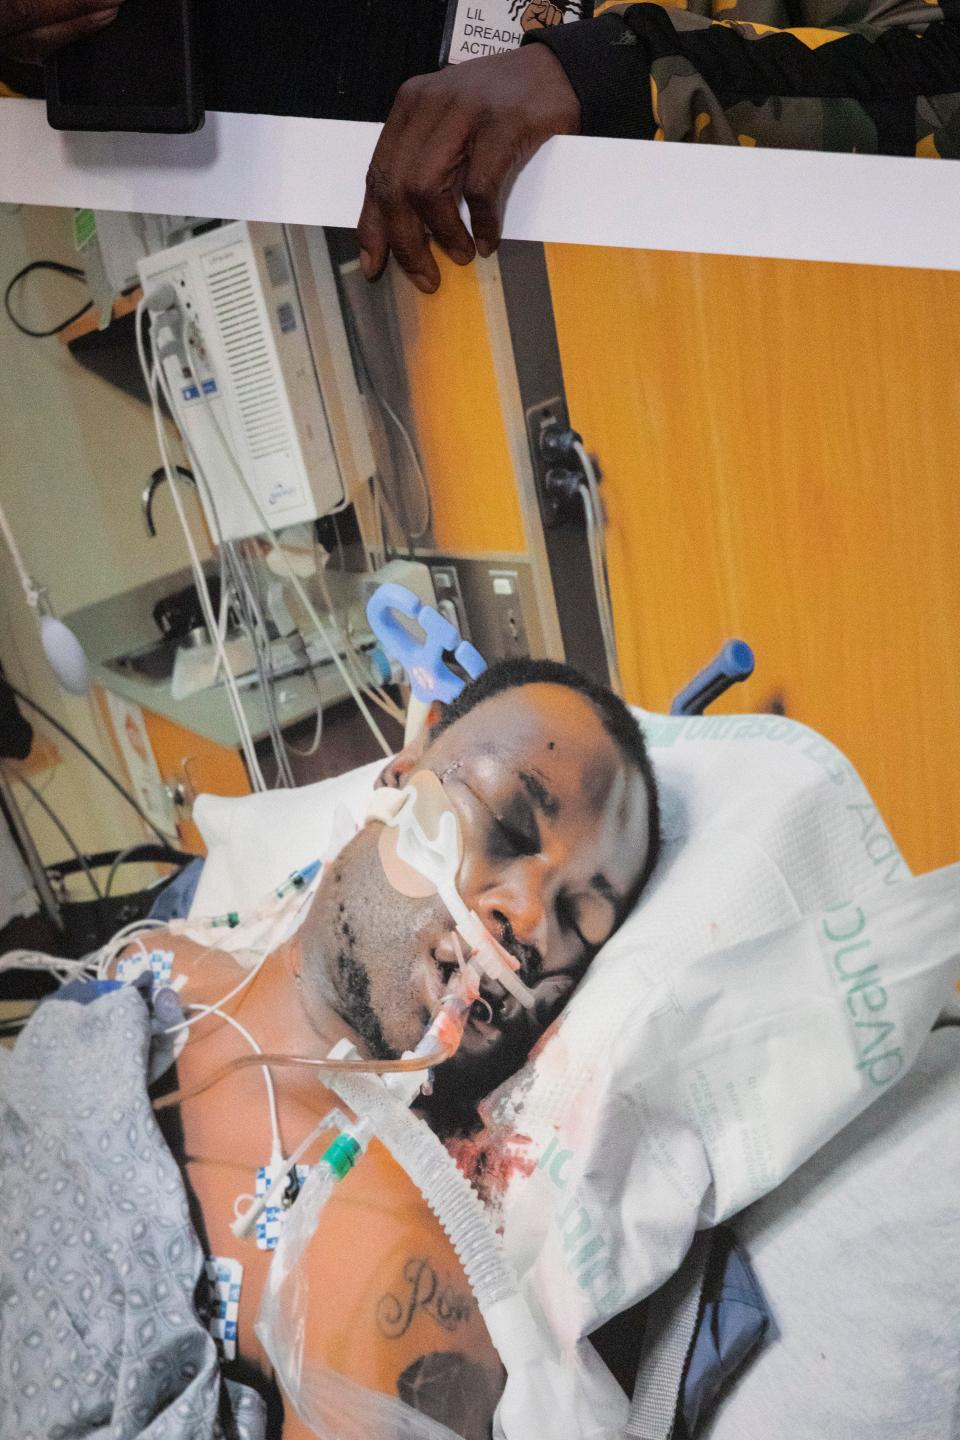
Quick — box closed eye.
[456,776,539,859]
[494,815,538,858]
[555,892,590,950]
[557,890,617,951]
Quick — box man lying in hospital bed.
[1,657,957,1440]
[0,659,658,1439]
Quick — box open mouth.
[427,946,506,1036]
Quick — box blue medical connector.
[670,639,755,717]
[366,583,487,705]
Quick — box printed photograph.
[1,200,958,1440]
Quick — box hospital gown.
[0,985,266,1440]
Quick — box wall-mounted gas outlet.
[430,563,471,641]
[488,568,529,659]
[422,555,542,665]
[526,396,583,529]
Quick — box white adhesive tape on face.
[372,775,538,1009]
[365,787,409,825]
[376,772,464,900]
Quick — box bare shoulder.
[106,927,247,1008]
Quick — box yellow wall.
[389,252,526,555]
[546,243,960,873]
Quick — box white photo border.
[1,98,959,270]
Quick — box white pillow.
[190,757,384,917]
[191,707,911,926]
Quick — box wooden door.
[545,244,960,873]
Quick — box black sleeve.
[521,10,655,138]
[521,2,960,157]
[0,58,44,98]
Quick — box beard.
[298,824,567,1137]
[417,1017,536,1136]
[300,825,452,1057]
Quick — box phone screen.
[46,0,202,132]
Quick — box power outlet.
[488,568,529,659]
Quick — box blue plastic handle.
[366,582,487,706]
[670,639,755,717]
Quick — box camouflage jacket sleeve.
[522,0,960,155]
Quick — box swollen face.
[304,684,651,1109]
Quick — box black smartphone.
[44,0,203,134]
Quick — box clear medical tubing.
[151,1043,453,1114]
[256,1152,467,1440]
[327,1060,517,1313]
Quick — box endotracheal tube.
[229,956,481,1241]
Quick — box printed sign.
[102,690,177,837]
[443,0,588,64]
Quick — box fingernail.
[476,238,494,260]
[450,247,474,267]
[412,273,439,295]
[359,248,374,279]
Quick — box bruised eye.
[490,813,538,860]
[449,774,538,861]
[556,892,590,950]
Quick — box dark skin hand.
[0,0,123,62]
[357,43,582,295]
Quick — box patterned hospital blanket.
[0,985,266,1440]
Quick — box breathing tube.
[325,1048,521,1314]
[156,767,537,1117]
[256,1006,580,1440]
[249,774,582,1435]
[152,973,476,1114]
[220,960,481,1244]
[371,770,538,1012]
[144,770,592,1431]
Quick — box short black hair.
[432,657,661,910]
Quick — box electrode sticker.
[116,948,175,986]
[254,1163,311,1251]
[443,0,587,64]
[150,949,175,986]
[116,952,150,984]
[201,1256,244,1361]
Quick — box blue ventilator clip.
[366,582,487,705]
